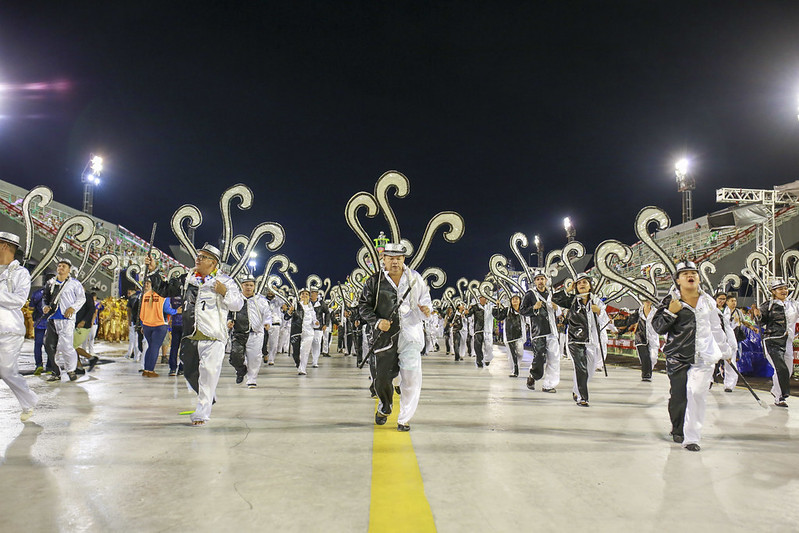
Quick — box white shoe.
[312,364,319,368]
[20,408,34,422]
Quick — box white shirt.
[245,294,272,333]
[188,271,244,341]
[383,266,432,348]
[0,260,30,336]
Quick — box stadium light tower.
[81,154,103,215]
[564,217,575,243]
[675,158,695,223]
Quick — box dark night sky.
[3,2,799,290]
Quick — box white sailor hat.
[574,273,592,284]
[198,243,222,263]
[239,275,256,283]
[770,278,788,291]
[383,242,407,256]
[298,287,310,295]
[0,231,22,251]
[673,261,698,279]
[532,269,547,279]
[56,257,72,267]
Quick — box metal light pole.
[675,158,695,224]
[81,154,103,215]
[534,234,543,267]
[564,217,575,243]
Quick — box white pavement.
[0,339,798,532]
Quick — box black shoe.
[47,373,61,382]
[67,371,77,381]
[484,362,490,367]
[577,400,589,407]
[542,388,556,393]
[394,385,401,396]
[526,377,535,390]
[573,393,578,402]
[375,411,388,425]
[88,356,99,372]
[177,370,184,376]
[684,443,700,452]
[724,388,732,393]
[671,433,684,443]
[642,377,652,382]
[138,369,144,373]
[236,373,245,384]
[775,399,788,407]
[509,373,518,378]
[476,363,483,368]
[455,357,461,361]
[74,367,86,375]
[397,423,410,432]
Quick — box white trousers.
[397,340,423,425]
[458,329,467,359]
[0,335,37,410]
[53,319,79,373]
[723,359,739,390]
[595,339,608,370]
[540,334,561,389]
[322,328,330,354]
[192,340,225,423]
[267,325,281,363]
[82,324,97,355]
[312,330,323,366]
[245,332,264,385]
[128,325,141,360]
[684,361,715,446]
[425,332,437,353]
[559,333,568,358]
[482,332,494,363]
[279,325,291,353]
[298,334,313,373]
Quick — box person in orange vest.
[139,279,178,377]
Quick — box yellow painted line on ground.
[369,395,436,533]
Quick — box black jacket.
[551,290,600,344]
[149,271,199,339]
[652,294,697,375]
[493,306,524,342]
[228,298,252,341]
[358,273,399,336]
[520,289,554,338]
[467,304,489,334]
[311,299,330,330]
[74,291,95,328]
[758,299,789,340]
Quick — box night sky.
[3,2,799,290]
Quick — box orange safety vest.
[140,290,168,327]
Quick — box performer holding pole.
[145,243,243,426]
[358,243,431,432]
[652,261,734,451]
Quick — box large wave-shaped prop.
[171,204,202,260]
[562,241,586,283]
[442,287,457,308]
[126,263,144,290]
[30,215,95,281]
[21,186,53,266]
[77,233,107,278]
[81,254,119,285]
[509,232,532,278]
[544,248,563,279]
[488,254,525,294]
[346,171,464,272]
[780,250,799,299]
[594,239,659,302]
[699,260,717,293]
[635,206,676,277]
[743,251,770,300]
[421,266,446,289]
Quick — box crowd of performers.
[0,229,796,450]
